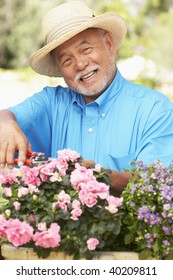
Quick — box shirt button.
[88,128,93,132]
[101,113,106,118]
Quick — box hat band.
[46,16,94,44]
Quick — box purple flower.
[136,160,147,170]
[148,213,162,225]
[137,206,150,220]
[159,185,173,201]
[163,240,171,246]
[144,233,154,242]
[163,204,171,211]
[162,226,172,235]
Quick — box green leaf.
[123,213,134,225]
[124,233,134,245]
[152,239,162,253]
[167,253,173,260]
[33,247,52,259]
[138,248,152,260]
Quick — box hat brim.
[29,13,127,77]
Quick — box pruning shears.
[14,150,49,167]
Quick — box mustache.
[74,66,99,81]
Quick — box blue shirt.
[9,69,173,171]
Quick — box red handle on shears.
[14,150,37,167]
[14,150,48,167]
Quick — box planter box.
[1,244,139,260]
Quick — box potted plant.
[0,149,124,260]
[1,150,173,260]
[121,159,173,260]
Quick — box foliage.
[1,0,173,72]
[0,149,123,259]
[122,160,173,260]
[144,11,173,71]
[0,0,62,68]
[1,149,173,260]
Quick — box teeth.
[81,71,95,81]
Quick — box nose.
[74,55,89,71]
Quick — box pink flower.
[20,166,41,187]
[58,190,71,204]
[107,196,123,207]
[18,187,29,198]
[78,188,89,204]
[33,223,61,248]
[29,214,36,222]
[0,215,8,238]
[106,196,123,214]
[87,238,99,250]
[93,182,110,199]
[13,201,21,211]
[79,189,98,207]
[5,219,34,246]
[52,201,67,211]
[70,163,95,186]
[55,157,69,176]
[55,149,80,176]
[79,180,109,199]
[57,149,80,163]
[0,169,20,185]
[37,222,47,231]
[3,187,12,197]
[39,160,57,181]
[92,164,102,172]
[70,207,82,220]
[28,185,40,194]
[72,199,81,209]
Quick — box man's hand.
[80,158,132,196]
[0,110,31,169]
[80,159,95,168]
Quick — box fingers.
[0,141,30,169]
[0,142,17,169]
[0,117,31,169]
[17,142,32,167]
[0,133,31,169]
[0,142,8,169]
[80,159,95,168]
[5,144,17,169]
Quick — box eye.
[82,47,93,54]
[62,57,72,67]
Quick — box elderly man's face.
[54,28,117,102]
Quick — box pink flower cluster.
[71,163,123,212]
[0,215,61,248]
[0,148,123,256]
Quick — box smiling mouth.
[80,70,97,82]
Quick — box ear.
[104,32,116,55]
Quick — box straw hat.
[29,1,127,77]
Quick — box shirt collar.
[72,68,123,115]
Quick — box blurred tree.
[144,11,173,71]
[0,0,62,68]
[0,0,172,72]
[134,0,173,71]
[142,0,170,15]
[93,0,134,60]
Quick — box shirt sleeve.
[135,100,173,167]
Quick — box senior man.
[0,1,173,196]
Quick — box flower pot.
[1,244,139,260]
[93,251,139,260]
[1,244,74,260]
